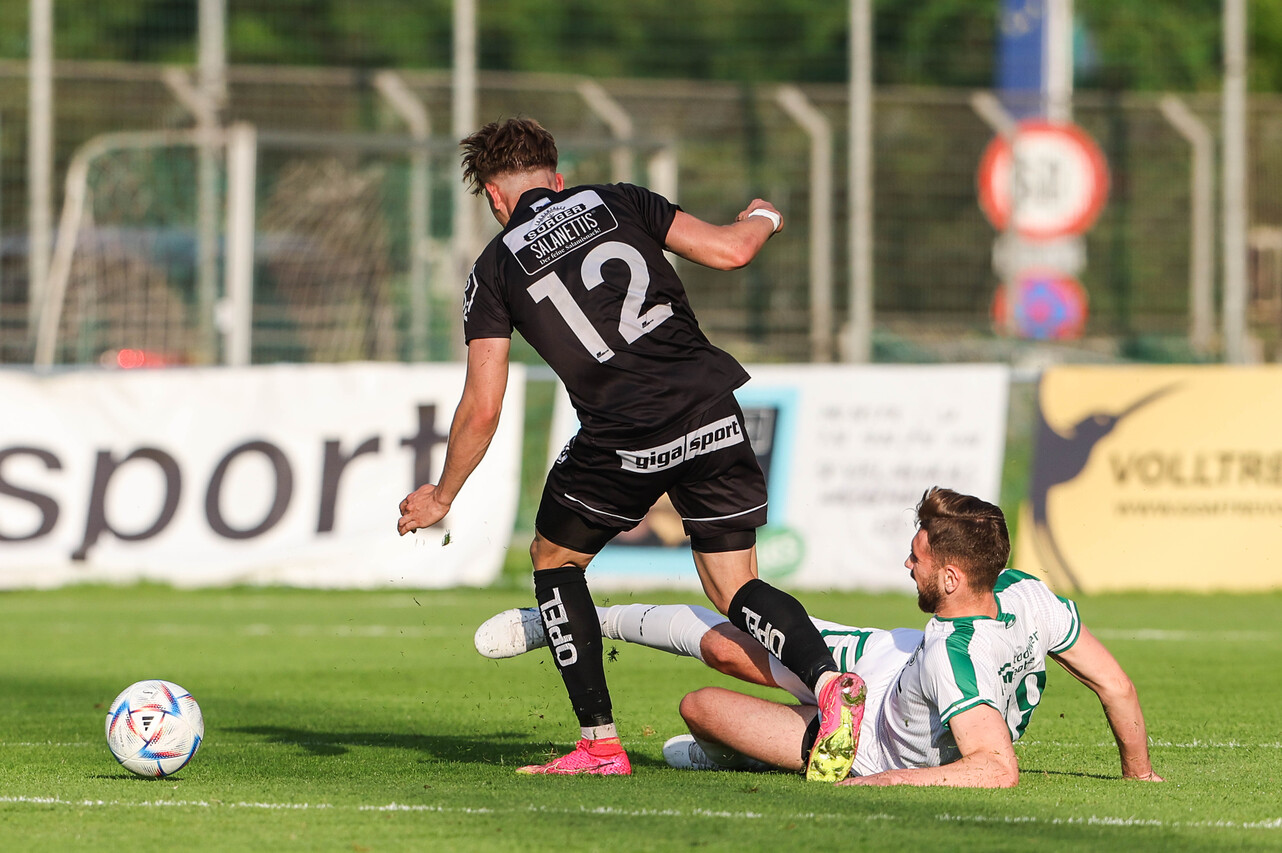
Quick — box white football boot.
[662,735,771,772]
[474,607,546,659]
[662,735,724,770]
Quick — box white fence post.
[451,0,478,359]
[27,0,53,332]
[847,0,874,363]
[776,85,834,363]
[375,71,433,362]
[577,79,634,184]
[1159,95,1216,355]
[1222,0,1250,363]
[222,123,257,367]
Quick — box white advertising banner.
[549,365,1009,592]
[0,363,524,589]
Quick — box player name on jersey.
[503,189,620,275]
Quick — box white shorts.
[767,618,923,776]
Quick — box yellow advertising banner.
[1015,366,1282,592]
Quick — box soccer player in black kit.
[398,117,863,779]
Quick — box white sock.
[596,604,728,663]
[768,655,817,704]
[582,723,619,742]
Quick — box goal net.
[46,141,204,367]
[35,129,429,367]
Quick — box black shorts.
[536,394,768,554]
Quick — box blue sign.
[998,0,1047,119]
[993,273,1088,340]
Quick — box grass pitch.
[0,583,1279,851]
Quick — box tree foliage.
[0,0,1276,93]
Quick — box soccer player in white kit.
[475,487,1164,787]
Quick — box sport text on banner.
[0,363,524,589]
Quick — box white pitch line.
[1016,740,1282,750]
[0,796,329,810]
[0,796,1277,831]
[36,622,455,639]
[5,740,1282,751]
[937,813,1282,831]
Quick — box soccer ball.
[105,680,204,778]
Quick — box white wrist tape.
[747,208,781,233]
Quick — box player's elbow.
[994,761,1020,788]
[696,234,759,270]
[1096,671,1139,707]
[975,755,1020,788]
[718,241,758,270]
[478,403,504,430]
[463,399,504,434]
[973,750,1020,788]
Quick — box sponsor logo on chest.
[999,629,1040,684]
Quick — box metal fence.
[2,59,1281,366]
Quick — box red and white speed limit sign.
[978,121,1109,240]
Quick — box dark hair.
[459,117,559,195]
[915,487,1010,592]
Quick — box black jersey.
[463,183,750,445]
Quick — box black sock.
[728,578,837,692]
[533,565,612,729]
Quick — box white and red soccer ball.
[105,680,204,778]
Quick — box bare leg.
[693,546,839,697]
[679,687,815,772]
[691,547,757,614]
[529,531,594,570]
[699,624,778,687]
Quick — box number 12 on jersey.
[526,241,673,363]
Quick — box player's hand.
[735,199,784,233]
[398,484,451,535]
[1125,770,1165,782]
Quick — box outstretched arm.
[1051,626,1164,781]
[838,703,1020,788]
[664,200,782,270]
[397,337,510,535]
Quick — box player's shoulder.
[473,234,507,278]
[564,181,625,199]
[993,569,1070,604]
[993,569,1081,644]
[921,615,990,658]
[993,568,1044,590]
[594,180,670,206]
[530,182,646,226]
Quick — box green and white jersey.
[855,570,1081,774]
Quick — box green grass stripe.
[0,584,1279,851]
